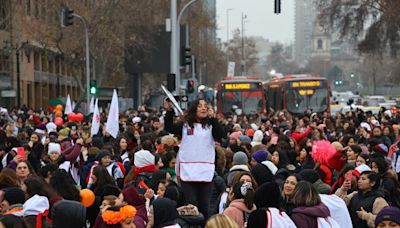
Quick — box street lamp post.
[241,12,247,76]
[72,13,90,111]
[226,8,233,63]
[170,0,200,95]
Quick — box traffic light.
[90,80,97,95]
[187,80,195,93]
[166,73,176,92]
[181,47,191,66]
[61,6,74,27]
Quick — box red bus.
[216,77,266,116]
[264,74,330,115]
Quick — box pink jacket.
[223,199,256,228]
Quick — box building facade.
[294,0,316,67]
[0,0,81,110]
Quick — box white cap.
[360,122,371,132]
[48,143,61,155]
[384,110,392,118]
[46,122,57,133]
[371,119,380,127]
[134,149,155,168]
[132,117,141,124]
[250,123,259,131]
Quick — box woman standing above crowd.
[164,99,224,219]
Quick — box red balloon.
[75,113,84,122]
[67,112,76,122]
[54,117,64,126]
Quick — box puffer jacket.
[223,199,256,228]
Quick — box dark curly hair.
[183,99,210,128]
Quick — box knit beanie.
[121,186,145,206]
[251,130,264,147]
[233,152,248,165]
[251,150,268,163]
[374,144,388,156]
[3,187,25,205]
[96,150,112,161]
[245,129,254,137]
[299,169,320,184]
[229,131,243,141]
[375,206,400,227]
[48,143,61,155]
[46,122,57,133]
[59,128,70,137]
[250,123,259,131]
[250,163,275,186]
[134,149,155,168]
[239,135,252,143]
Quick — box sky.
[216,0,295,44]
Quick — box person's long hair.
[0,168,19,189]
[91,165,116,195]
[49,169,80,201]
[291,181,321,207]
[183,99,209,128]
[113,135,129,158]
[24,176,59,199]
[230,181,255,210]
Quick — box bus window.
[285,87,328,114]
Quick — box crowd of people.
[0,100,400,228]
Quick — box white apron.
[176,123,215,182]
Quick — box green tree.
[266,43,300,75]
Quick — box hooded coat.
[291,203,330,228]
[223,199,256,228]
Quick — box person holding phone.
[163,98,225,219]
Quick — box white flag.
[65,94,73,114]
[105,89,119,138]
[89,97,95,114]
[91,99,100,136]
[227,61,235,77]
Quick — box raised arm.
[163,100,183,135]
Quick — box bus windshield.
[285,87,328,114]
[221,91,263,114]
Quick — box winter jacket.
[134,204,148,228]
[335,187,388,228]
[291,126,312,143]
[291,203,330,228]
[209,173,226,216]
[223,199,256,228]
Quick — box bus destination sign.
[291,81,321,88]
[224,83,254,90]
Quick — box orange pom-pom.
[120,205,137,220]
[102,205,137,225]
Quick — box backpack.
[265,208,296,228]
[317,216,341,228]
